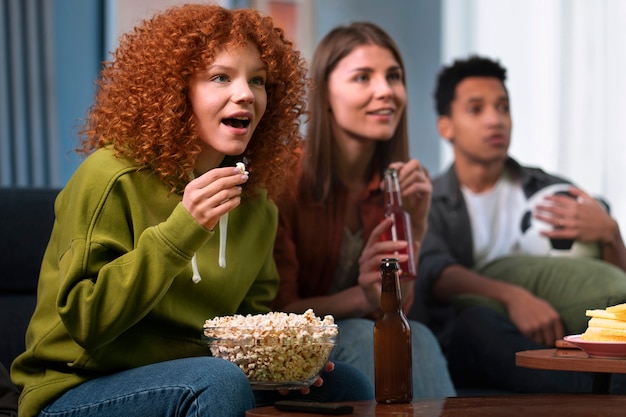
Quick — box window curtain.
[0,0,59,187]
[441,0,626,230]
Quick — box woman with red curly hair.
[10,5,372,417]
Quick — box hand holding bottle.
[357,217,412,314]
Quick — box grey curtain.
[1,0,58,187]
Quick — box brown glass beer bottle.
[373,258,413,403]
[381,168,417,281]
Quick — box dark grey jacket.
[410,157,572,349]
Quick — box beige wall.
[110,0,229,47]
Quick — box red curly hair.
[78,4,307,199]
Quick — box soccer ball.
[514,183,601,258]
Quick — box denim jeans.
[39,357,373,417]
[330,318,456,398]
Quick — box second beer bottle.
[373,258,413,404]
[382,168,417,281]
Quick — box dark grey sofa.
[0,187,59,371]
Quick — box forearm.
[281,286,373,319]
[432,264,527,306]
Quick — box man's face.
[437,76,512,166]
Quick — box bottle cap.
[380,258,399,271]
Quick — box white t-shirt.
[461,174,526,268]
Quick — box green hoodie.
[11,147,278,417]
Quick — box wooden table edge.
[246,395,626,417]
[516,348,626,374]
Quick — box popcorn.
[236,162,249,175]
[203,309,337,388]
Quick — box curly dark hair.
[78,4,307,199]
[434,55,508,117]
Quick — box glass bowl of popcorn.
[203,309,338,390]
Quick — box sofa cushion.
[0,295,37,370]
[0,188,58,292]
[0,187,58,369]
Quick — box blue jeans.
[39,357,373,417]
[331,318,456,398]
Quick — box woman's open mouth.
[223,117,251,129]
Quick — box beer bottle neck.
[384,169,403,208]
[380,270,402,312]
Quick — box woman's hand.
[182,166,249,230]
[388,159,432,242]
[357,217,413,314]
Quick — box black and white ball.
[515,183,601,258]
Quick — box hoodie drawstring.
[189,162,247,283]
[191,254,202,284]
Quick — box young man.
[411,55,626,393]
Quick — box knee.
[600,264,626,299]
[454,306,511,341]
[182,357,255,410]
[337,318,374,344]
[319,362,374,401]
[409,320,442,350]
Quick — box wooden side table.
[516,348,626,393]
[246,395,626,417]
